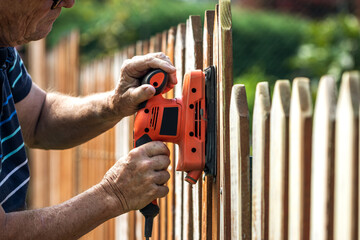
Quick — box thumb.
[130,84,156,105]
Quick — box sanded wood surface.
[252,82,271,240]
[310,76,337,240]
[212,5,220,240]
[288,78,313,240]
[166,26,176,240]
[230,84,251,240]
[186,14,203,240]
[218,1,233,239]
[334,72,359,240]
[269,80,290,240]
[174,22,186,240]
[202,10,215,240]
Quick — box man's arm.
[17,52,177,149]
[0,141,170,240]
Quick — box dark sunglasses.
[51,0,62,9]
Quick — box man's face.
[0,0,75,46]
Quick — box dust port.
[144,109,149,113]
[189,104,194,109]
[145,128,149,133]
[191,148,196,153]
[189,132,194,137]
[192,88,196,93]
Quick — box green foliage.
[48,0,214,61]
[290,14,360,82]
[232,8,308,81]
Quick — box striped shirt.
[0,47,32,212]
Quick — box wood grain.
[230,84,251,240]
[219,1,233,239]
[174,22,186,240]
[310,76,337,240]
[334,72,359,240]
[252,82,271,240]
[202,10,215,240]
[269,80,291,240]
[288,78,313,240]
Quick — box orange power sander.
[133,66,217,239]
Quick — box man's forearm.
[32,91,121,149]
[0,184,122,240]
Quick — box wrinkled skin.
[101,141,171,214]
[0,0,75,46]
[0,0,177,239]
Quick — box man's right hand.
[100,141,171,216]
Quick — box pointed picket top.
[288,77,313,240]
[174,23,186,99]
[269,80,291,240]
[310,75,337,240]
[185,15,203,72]
[220,0,232,31]
[230,84,251,240]
[334,71,360,240]
[252,82,271,240]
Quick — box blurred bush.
[48,0,214,61]
[290,14,360,82]
[48,1,360,93]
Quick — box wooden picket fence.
[25,0,359,239]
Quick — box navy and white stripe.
[0,47,32,212]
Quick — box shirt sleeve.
[6,48,32,103]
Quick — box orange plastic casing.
[133,70,207,184]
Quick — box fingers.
[122,52,177,86]
[153,185,169,199]
[129,84,156,104]
[152,170,170,185]
[141,141,170,158]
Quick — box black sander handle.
[136,138,159,239]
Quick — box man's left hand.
[110,52,177,119]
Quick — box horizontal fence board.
[252,82,271,240]
[310,76,337,240]
[269,80,291,240]
[334,72,360,240]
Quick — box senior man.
[0,0,177,239]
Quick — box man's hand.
[100,141,171,215]
[110,52,177,119]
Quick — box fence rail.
[26,0,359,239]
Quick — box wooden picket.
[252,82,270,240]
[230,84,251,240]
[268,80,290,240]
[288,78,313,240]
[310,76,336,240]
[26,1,360,240]
[334,72,359,240]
